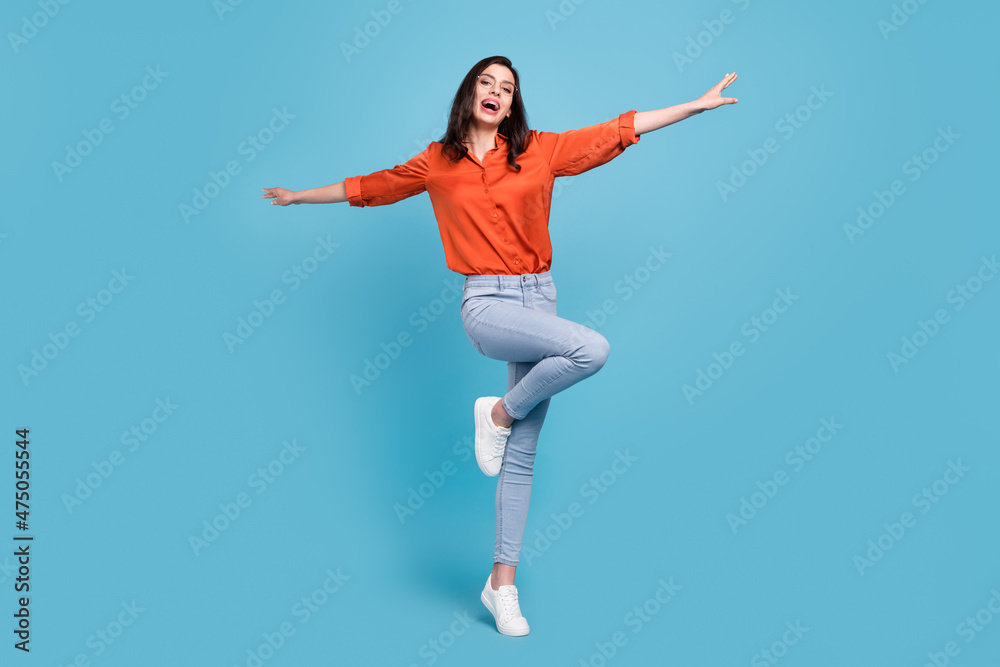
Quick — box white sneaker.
[481,574,530,636]
[475,397,511,477]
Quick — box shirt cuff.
[619,110,641,147]
[344,175,365,207]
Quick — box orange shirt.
[344,109,641,276]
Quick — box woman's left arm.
[634,72,739,136]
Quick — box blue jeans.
[459,270,610,567]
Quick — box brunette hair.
[439,55,529,172]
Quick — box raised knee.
[581,332,610,372]
[592,334,610,370]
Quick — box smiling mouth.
[481,99,500,112]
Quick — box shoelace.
[498,586,522,622]
[491,428,508,457]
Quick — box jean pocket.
[538,280,557,303]
[462,283,501,304]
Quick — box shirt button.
[515,260,520,264]
[492,213,497,218]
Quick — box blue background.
[3,0,998,665]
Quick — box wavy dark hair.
[439,56,529,172]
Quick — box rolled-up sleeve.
[539,110,641,178]
[345,144,431,207]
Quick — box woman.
[262,55,738,637]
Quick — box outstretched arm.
[263,146,430,208]
[261,182,347,206]
[634,72,738,136]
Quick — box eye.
[502,85,514,95]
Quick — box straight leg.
[494,359,551,568]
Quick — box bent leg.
[463,300,610,421]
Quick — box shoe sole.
[481,588,530,637]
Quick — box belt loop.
[498,275,503,292]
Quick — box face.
[473,63,515,128]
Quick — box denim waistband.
[464,270,552,289]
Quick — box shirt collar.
[461,133,507,149]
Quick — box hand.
[261,187,299,206]
[695,72,739,111]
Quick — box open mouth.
[481,99,500,113]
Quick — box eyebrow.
[482,73,515,86]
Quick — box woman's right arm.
[261,182,346,206]
[263,143,431,208]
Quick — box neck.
[463,122,500,149]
